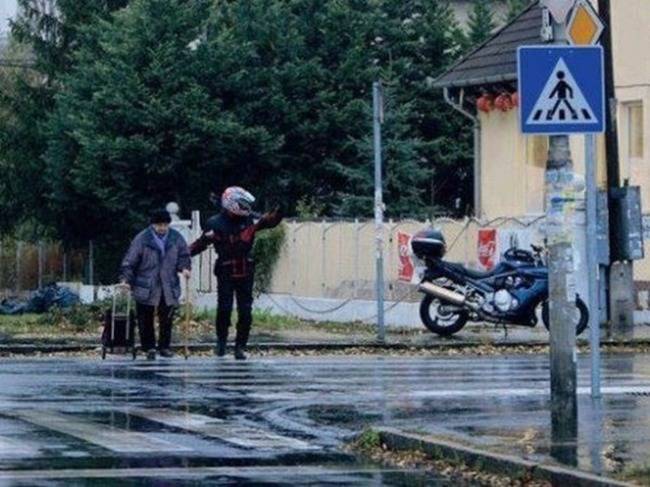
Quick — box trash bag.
[0,298,28,316]
[0,284,80,315]
[26,284,80,313]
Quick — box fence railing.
[0,241,88,295]
[6,212,650,319]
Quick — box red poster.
[478,228,498,270]
[397,232,415,282]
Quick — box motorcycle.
[411,229,589,337]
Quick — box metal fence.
[0,240,89,296]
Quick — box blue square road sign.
[518,46,605,134]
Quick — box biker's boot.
[234,346,247,361]
[215,340,227,357]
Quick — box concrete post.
[321,220,326,293]
[353,219,359,299]
[546,138,578,413]
[15,241,22,293]
[37,241,44,289]
[290,222,297,292]
[545,11,578,464]
[608,262,635,338]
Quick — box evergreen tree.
[6,0,473,278]
[467,0,496,46]
[505,0,531,22]
[0,1,129,234]
[45,1,224,246]
[198,0,469,218]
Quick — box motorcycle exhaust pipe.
[418,282,480,311]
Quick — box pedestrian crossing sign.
[517,46,605,134]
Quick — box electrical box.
[609,186,644,261]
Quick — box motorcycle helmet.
[222,186,256,217]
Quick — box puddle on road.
[307,404,382,427]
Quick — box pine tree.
[0,1,129,234]
[505,0,531,22]
[4,0,474,278]
[467,0,496,46]
[45,0,225,240]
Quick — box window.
[628,103,644,160]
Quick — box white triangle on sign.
[526,58,598,126]
[541,0,575,23]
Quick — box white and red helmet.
[221,186,255,216]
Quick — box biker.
[190,187,282,360]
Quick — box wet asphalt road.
[0,353,650,485]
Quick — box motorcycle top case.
[411,229,446,259]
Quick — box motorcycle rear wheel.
[420,295,468,337]
[541,297,589,336]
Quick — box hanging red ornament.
[494,93,513,112]
[476,94,494,113]
[510,92,519,107]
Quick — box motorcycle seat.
[447,262,497,279]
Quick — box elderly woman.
[120,209,191,360]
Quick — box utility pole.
[373,81,386,343]
[544,6,578,461]
[598,0,634,338]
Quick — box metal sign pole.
[373,81,385,342]
[585,133,601,398]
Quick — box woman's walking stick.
[183,276,191,360]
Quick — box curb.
[0,340,553,355]
[0,339,649,355]
[373,427,630,487]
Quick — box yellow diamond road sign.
[567,0,605,45]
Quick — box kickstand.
[502,323,509,339]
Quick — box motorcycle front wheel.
[420,295,468,337]
[541,297,589,336]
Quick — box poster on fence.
[397,231,415,282]
[477,228,498,270]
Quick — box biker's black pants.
[215,273,254,348]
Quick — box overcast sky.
[0,0,18,34]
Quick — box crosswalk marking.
[11,410,192,454]
[244,384,650,402]
[0,436,38,457]
[2,354,650,484]
[128,408,224,428]
[127,408,315,450]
